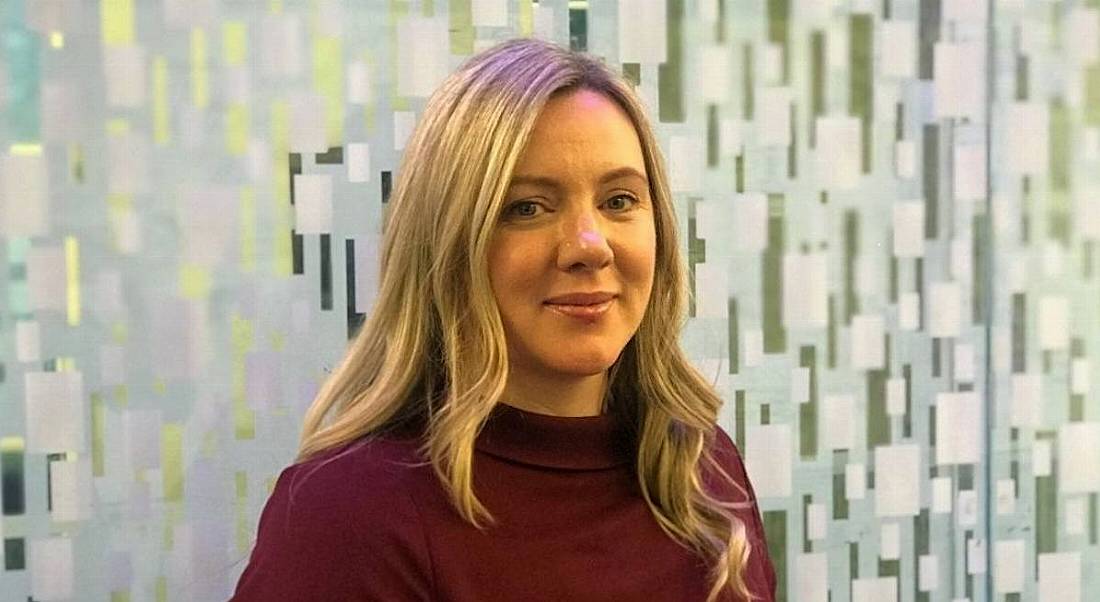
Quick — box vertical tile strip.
[346,238,365,338]
[320,233,333,310]
[65,236,80,326]
[568,1,587,51]
[799,345,818,459]
[449,0,474,55]
[728,298,740,374]
[763,511,788,602]
[922,125,940,238]
[918,0,940,80]
[843,210,859,324]
[767,0,790,84]
[809,31,825,148]
[1034,431,1058,554]
[658,0,684,123]
[849,14,873,173]
[0,437,25,516]
[162,424,184,502]
[763,195,786,353]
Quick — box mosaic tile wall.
[0,0,1096,600]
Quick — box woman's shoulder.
[275,432,432,517]
[702,424,755,504]
[233,433,437,599]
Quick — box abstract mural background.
[0,0,1097,600]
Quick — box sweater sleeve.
[231,457,436,602]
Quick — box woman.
[232,38,776,601]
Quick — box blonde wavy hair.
[296,38,758,601]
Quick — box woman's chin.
[537,352,622,376]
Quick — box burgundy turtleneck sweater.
[232,404,776,601]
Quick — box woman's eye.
[506,200,542,218]
[504,195,637,220]
[606,194,638,211]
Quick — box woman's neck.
[499,369,609,417]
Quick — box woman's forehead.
[507,165,649,191]
[516,92,645,169]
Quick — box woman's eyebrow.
[508,166,649,189]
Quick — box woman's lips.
[544,299,613,319]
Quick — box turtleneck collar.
[474,403,634,470]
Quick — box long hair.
[296,38,757,601]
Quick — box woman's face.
[488,88,657,397]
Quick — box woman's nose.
[557,211,613,270]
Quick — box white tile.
[875,444,920,517]
[919,554,938,591]
[1059,423,1100,493]
[746,424,791,498]
[471,0,508,27]
[293,174,333,234]
[619,0,666,63]
[30,538,73,600]
[852,577,897,602]
[396,17,448,97]
[347,143,371,183]
[797,553,828,602]
[880,522,900,560]
[1038,553,1080,602]
[851,314,885,369]
[25,371,85,453]
[15,321,41,362]
[932,477,953,513]
[892,201,925,258]
[1038,296,1070,351]
[935,391,982,465]
[846,463,866,500]
[994,540,1024,593]
[824,395,856,450]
